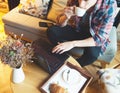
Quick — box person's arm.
[56,14,69,27]
[72,37,96,47]
[52,37,96,54]
[56,6,74,27]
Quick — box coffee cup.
[75,7,86,17]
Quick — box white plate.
[62,69,81,85]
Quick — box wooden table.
[10,56,82,93]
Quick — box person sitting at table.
[47,0,117,67]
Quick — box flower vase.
[12,65,25,83]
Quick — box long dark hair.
[67,0,79,6]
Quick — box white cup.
[75,7,86,17]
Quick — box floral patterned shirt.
[67,0,117,54]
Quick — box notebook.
[32,39,69,74]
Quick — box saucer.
[62,69,81,84]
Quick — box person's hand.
[52,41,74,54]
[64,6,74,19]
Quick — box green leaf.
[9,51,15,56]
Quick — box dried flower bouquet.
[0,34,34,68]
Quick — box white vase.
[12,66,25,83]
